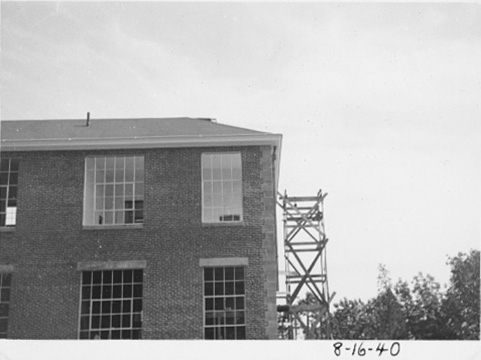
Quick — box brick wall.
[0,145,278,339]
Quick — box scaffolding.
[277,189,334,339]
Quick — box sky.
[1,1,480,302]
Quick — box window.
[0,273,12,339]
[203,266,246,339]
[83,156,144,226]
[79,269,143,340]
[201,153,242,223]
[0,159,19,227]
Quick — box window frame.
[0,158,19,228]
[203,266,246,340]
[78,268,144,340]
[0,273,12,339]
[82,155,144,227]
[201,152,243,224]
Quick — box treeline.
[330,249,480,340]
[281,249,480,340]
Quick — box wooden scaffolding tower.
[277,189,334,339]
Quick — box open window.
[201,153,242,223]
[0,159,19,228]
[83,156,144,226]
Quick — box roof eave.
[0,133,282,152]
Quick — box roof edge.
[0,133,282,152]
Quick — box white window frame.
[0,159,19,227]
[202,266,246,340]
[201,152,243,223]
[78,268,143,340]
[83,156,144,226]
[0,273,12,339]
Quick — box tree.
[441,249,480,340]
[394,273,444,339]
[280,250,480,340]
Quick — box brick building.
[0,117,282,340]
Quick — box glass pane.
[123,270,133,283]
[115,211,124,224]
[81,286,91,300]
[0,160,9,172]
[204,268,213,281]
[92,302,101,314]
[133,270,143,283]
[204,282,213,296]
[112,301,121,313]
[82,272,91,285]
[113,271,122,284]
[236,326,246,339]
[235,297,244,310]
[115,157,125,170]
[95,170,105,183]
[115,170,124,182]
[95,157,105,170]
[123,285,132,297]
[215,282,224,295]
[115,184,124,197]
[214,268,224,281]
[133,285,142,298]
[104,211,114,225]
[225,282,234,295]
[225,297,235,310]
[122,300,131,313]
[122,315,131,328]
[105,157,115,169]
[214,298,224,310]
[102,286,112,299]
[105,185,114,197]
[112,315,121,328]
[92,272,102,284]
[205,328,214,339]
[113,286,122,299]
[133,299,142,312]
[235,267,244,280]
[205,298,214,311]
[235,282,245,295]
[134,183,144,198]
[102,301,111,313]
[105,197,113,210]
[92,286,101,299]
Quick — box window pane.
[80,270,143,340]
[84,156,144,226]
[202,153,242,223]
[0,159,19,227]
[204,267,246,340]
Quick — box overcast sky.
[1,1,480,302]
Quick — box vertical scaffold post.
[277,189,334,339]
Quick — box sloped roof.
[0,117,281,152]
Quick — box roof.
[0,117,282,152]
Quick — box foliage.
[441,249,480,339]
[282,250,480,340]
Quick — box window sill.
[83,224,144,231]
[0,227,15,233]
[202,222,245,227]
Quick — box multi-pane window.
[79,269,143,340]
[84,156,144,226]
[0,273,12,339]
[204,266,246,340]
[201,153,242,223]
[0,159,19,227]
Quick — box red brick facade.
[0,145,279,339]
